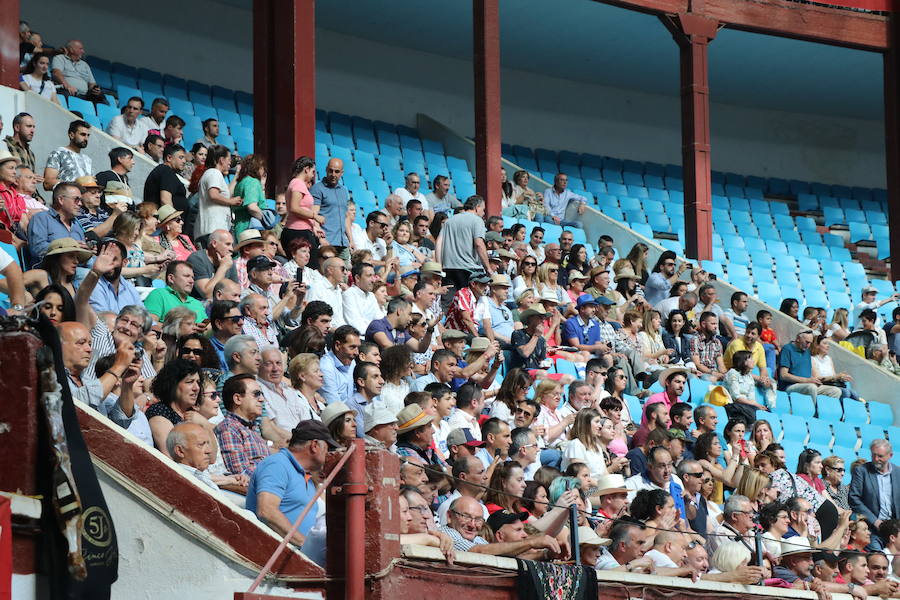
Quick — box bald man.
[310,157,351,258]
[58,321,138,428]
[167,423,218,491]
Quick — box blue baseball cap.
[594,295,615,306]
[576,294,599,308]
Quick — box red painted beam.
[0,334,42,576]
[473,0,503,217]
[663,13,718,261]
[593,0,887,51]
[253,0,317,190]
[0,0,19,89]
[886,13,900,280]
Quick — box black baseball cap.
[290,420,341,449]
[487,509,530,533]
[247,255,278,271]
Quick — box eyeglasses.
[683,472,705,478]
[450,510,484,526]
[180,347,203,356]
[249,390,264,398]
[588,370,607,376]
[615,374,626,380]
[700,478,712,484]
[519,443,538,449]
[376,222,389,228]
[409,505,430,514]
[686,541,699,550]
[523,262,537,267]
[225,315,244,323]
[827,466,845,473]
[549,268,559,272]
[515,408,534,418]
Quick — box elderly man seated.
[167,423,219,491]
[438,497,562,558]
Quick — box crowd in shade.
[4,25,900,587]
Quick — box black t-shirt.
[143,164,187,211]
[509,329,546,371]
[95,170,129,190]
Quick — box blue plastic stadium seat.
[780,414,808,444]
[842,399,868,426]
[807,418,833,447]
[790,393,815,418]
[870,402,894,428]
[832,422,858,450]
[816,395,843,422]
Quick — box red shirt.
[0,182,24,229]
[446,287,478,332]
[760,327,777,344]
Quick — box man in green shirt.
[144,260,206,322]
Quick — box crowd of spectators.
[4,24,900,588]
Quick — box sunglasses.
[180,347,203,356]
[225,315,244,322]
[827,466,845,473]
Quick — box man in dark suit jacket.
[849,440,900,549]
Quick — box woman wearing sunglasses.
[157,204,196,261]
[822,455,849,510]
[512,255,539,300]
[176,334,221,370]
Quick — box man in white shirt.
[350,211,389,269]
[167,423,221,492]
[656,290,698,321]
[435,455,488,525]
[446,381,484,439]
[342,262,381,335]
[558,381,594,420]
[645,531,697,578]
[306,256,347,327]
[43,120,92,190]
[854,286,898,329]
[106,96,148,150]
[393,172,429,210]
[410,280,437,321]
[722,291,750,337]
[509,427,541,480]
[384,194,404,228]
[139,98,169,133]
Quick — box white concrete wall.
[96,468,321,600]
[21,0,886,189]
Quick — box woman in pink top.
[281,156,322,265]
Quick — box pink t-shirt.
[284,177,314,231]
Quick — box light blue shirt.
[542,187,586,220]
[247,448,318,535]
[26,207,86,265]
[410,372,438,392]
[346,392,371,437]
[877,465,893,521]
[319,351,355,406]
[88,275,143,315]
[479,297,514,340]
[310,180,349,247]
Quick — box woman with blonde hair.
[113,211,168,282]
[157,205,196,261]
[822,455,849,510]
[828,308,851,341]
[637,309,672,373]
[287,353,326,419]
[536,263,568,309]
[533,379,576,448]
[136,201,165,258]
[391,221,427,268]
[736,467,776,509]
[510,170,545,220]
[750,419,776,453]
[612,242,649,285]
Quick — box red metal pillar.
[885,12,900,281]
[663,13,718,261]
[253,0,316,191]
[473,0,502,216]
[343,439,367,600]
[0,0,18,89]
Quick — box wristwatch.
[847,583,857,594]
[11,304,24,311]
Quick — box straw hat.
[614,266,639,282]
[520,304,547,321]
[658,366,689,386]
[74,175,102,190]
[235,228,266,251]
[0,149,20,167]
[577,526,611,547]
[780,536,814,557]
[420,262,446,277]
[320,401,356,428]
[490,273,512,287]
[539,288,559,304]
[594,473,628,496]
[363,403,397,433]
[396,404,432,434]
[42,237,92,263]
[103,181,133,206]
[569,270,588,281]
[468,337,491,352]
[156,204,183,227]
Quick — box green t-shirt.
[232,176,264,237]
[143,286,207,322]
